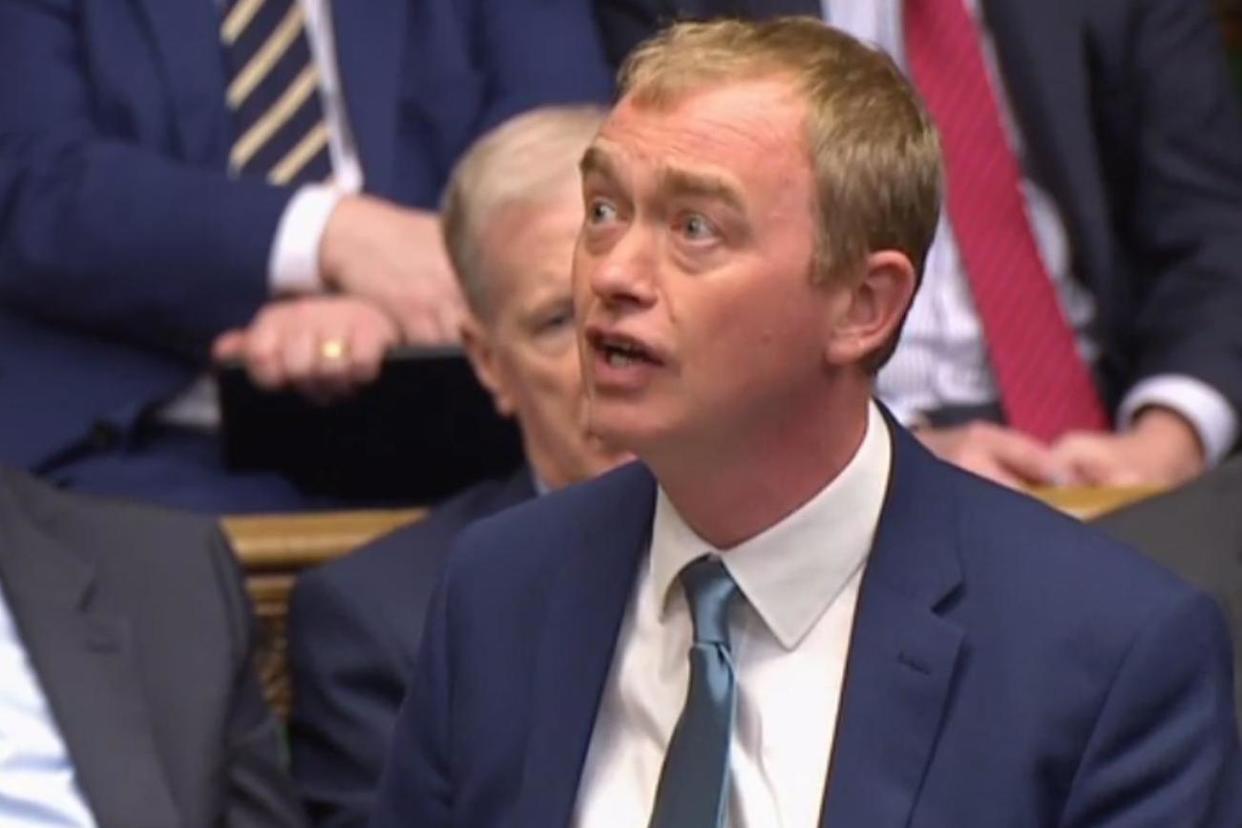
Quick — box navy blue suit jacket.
[595,0,1242,424]
[287,469,534,828]
[372,425,1242,826]
[0,0,613,470]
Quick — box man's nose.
[588,226,657,310]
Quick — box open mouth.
[589,330,662,368]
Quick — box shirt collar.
[649,401,892,650]
[532,471,552,497]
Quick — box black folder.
[217,346,523,504]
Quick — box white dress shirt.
[161,0,362,428]
[824,0,1237,464]
[573,402,892,828]
[0,587,97,827]
[267,0,363,294]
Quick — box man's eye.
[681,213,717,241]
[540,310,573,332]
[587,199,618,224]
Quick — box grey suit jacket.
[1093,457,1242,726]
[0,468,306,828]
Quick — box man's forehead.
[595,78,806,162]
[581,141,747,215]
[583,89,807,200]
[618,74,803,117]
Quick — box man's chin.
[591,449,637,478]
[584,406,651,456]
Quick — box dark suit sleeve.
[206,528,310,828]
[470,0,616,132]
[0,0,287,355]
[369,573,455,828]
[593,0,668,69]
[1109,0,1242,414]
[287,570,410,828]
[1060,589,1242,825]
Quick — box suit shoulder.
[0,469,247,652]
[292,476,525,637]
[290,518,444,652]
[298,511,450,602]
[4,469,223,576]
[945,466,1204,627]
[447,462,655,587]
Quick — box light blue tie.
[648,555,740,828]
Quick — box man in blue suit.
[0,0,613,511]
[372,18,1242,826]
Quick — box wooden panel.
[225,508,426,570]
[1029,485,1163,521]
[248,573,296,716]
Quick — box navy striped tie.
[649,555,740,828]
[220,0,333,186]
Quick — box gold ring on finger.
[320,338,348,361]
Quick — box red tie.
[903,0,1109,442]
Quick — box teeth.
[607,351,636,367]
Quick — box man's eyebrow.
[657,167,745,213]
[579,146,617,181]
[580,147,745,213]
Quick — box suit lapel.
[329,0,406,190]
[131,0,231,162]
[514,466,657,827]
[0,474,182,828]
[819,423,965,827]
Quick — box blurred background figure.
[284,105,629,828]
[0,0,613,513]
[0,465,305,827]
[595,0,1242,491]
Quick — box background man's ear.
[824,250,917,367]
[461,315,516,417]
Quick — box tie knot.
[679,556,738,646]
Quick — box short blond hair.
[620,17,942,288]
[441,105,606,318]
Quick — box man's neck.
[649,392,873,550]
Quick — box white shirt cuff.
[1118,375,1238,467]
[267,185,343,294]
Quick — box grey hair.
[441,105,608,317]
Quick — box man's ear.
[461,314,516,417]
[823,250,917,367]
